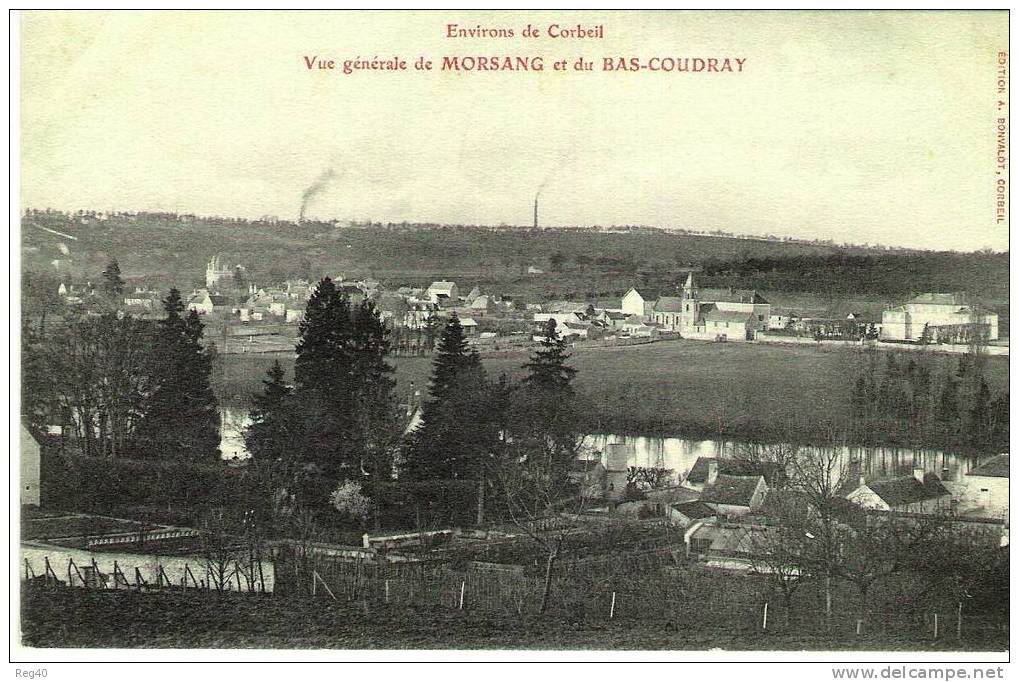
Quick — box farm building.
[682,457,784,492]
[667,500,717,527]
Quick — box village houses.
[650,273,771,341]
[844,467,952,514]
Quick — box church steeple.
[682,271,695,298]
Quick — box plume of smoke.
[299,168,336,222]
[534,147,577,201]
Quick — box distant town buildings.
[651,273,771,341]
[205,255,242,288]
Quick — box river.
[220,407,983,482]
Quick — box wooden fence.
[270,551,1008,643]
[22,554,270,593]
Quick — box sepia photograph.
[10,8,1011,669]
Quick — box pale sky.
[20,10,1009,251]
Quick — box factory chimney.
[533,196,539,229]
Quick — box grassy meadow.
[215,339,1009,444]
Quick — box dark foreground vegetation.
[20,585,1006,651]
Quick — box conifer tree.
[517,318,581,486]
[404,315,490,480]
[936,375,960,449]
[293,277,358,478]
[245,360,295,462]
[102,258,125,296]
[350,299,401,527]
[134,289,220,462]
[523,319,578,396]
[295,277,353,395]
[967,378,992,449]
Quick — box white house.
[619,316,657,338]
[561,322,590,339]
[621,288,656,319]
[426,281,460,305]
[470,295,494,315]
[962,454,1009,519]
[187,290,215,315]
[845,468,951,513]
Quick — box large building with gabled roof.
[880,292,998,343]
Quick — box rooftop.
[654,296,685,313]
[908,292,968,306]
[699,288,769,305]
[864,473,950,507]
[967,454,1009,479]
[702,307,754,324]
[686,457,783,486]
[671,500,717,520]
[700,474,764,507]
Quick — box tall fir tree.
[523,319,578,397]
[967,378,992,449]
[295,277,353,394]
[517,318,581,486]
[350,299,401,528]
[244,360,307,527]
[102,258,125,296]
[293,277,358,478]
[246,360,295,461]
[133,289,220,461]
[404,315,490,480]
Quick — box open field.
[19,587,1005,651]
[216,339,1010,444]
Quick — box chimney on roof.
[859,474,866,488]
[912,466,925,483]
[707,460,719,486]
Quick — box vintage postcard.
[11,8,1010,670]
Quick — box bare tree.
[784,425,852,627]
[626,466,673,490]
[835,509,951,624]
[745,493,813,620]
[199,509,240,591]
[493,440,593,615]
